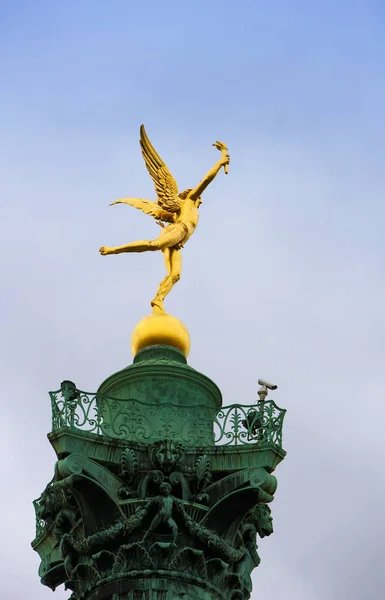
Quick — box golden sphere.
[131,313,191,357]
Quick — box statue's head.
[159,482,172,497]
[178,188,202,207]
[178,188,192,201]
[149,439,184,473]
[254,504,273,538]
[53,509,77,541]
[37,484,63,522]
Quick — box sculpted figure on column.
[100,125,230,314]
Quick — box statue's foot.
[151,297,165,314]
[99,246,114,255]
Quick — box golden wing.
[110,197,176,223]
[140,124,181,213]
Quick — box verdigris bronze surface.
[33,347,286,600]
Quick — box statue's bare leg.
[151,248,182,313]
[167,517,178,543]
[99,223,185,255]
[142,513,162,542]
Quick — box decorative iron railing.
[49,382,286,448]
[214,402,285,447]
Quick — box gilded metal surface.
[131,313,190,357]
[99,125,230,314]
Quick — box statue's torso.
[176,200,200,243]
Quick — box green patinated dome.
[96,345,222,445]
[98,345,222,409]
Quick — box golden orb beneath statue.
[131,313,191,357]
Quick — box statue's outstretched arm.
[189,153,229,201]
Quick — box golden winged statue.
[100,125,230,314]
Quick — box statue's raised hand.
[213,141,230,174]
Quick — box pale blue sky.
[1,2,385,599]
